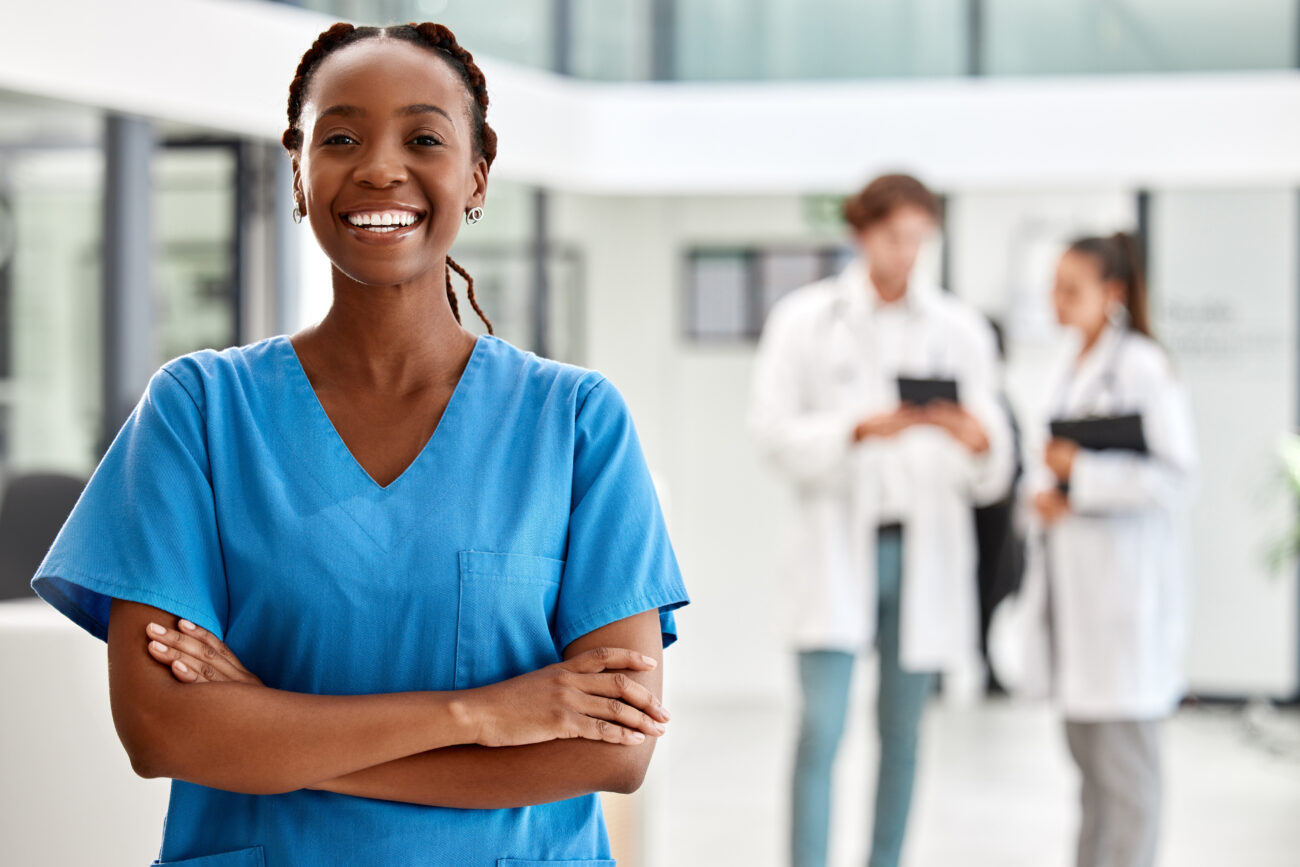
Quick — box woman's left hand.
[1044,438,1079,481]
[144,618,263,686]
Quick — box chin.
[331,258,435,289]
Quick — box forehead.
[870,204,936,234]
[1058,249,1101,280]
[302,38,468,121]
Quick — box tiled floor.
[650,695,1300,867]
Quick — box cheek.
[1052,292,1079,322]
[300,162,342,217]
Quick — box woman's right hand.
[1033,488,1070,526]
[463,647,670,748]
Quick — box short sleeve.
[555,377,689,651]
[31,365,228,643]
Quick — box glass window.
[293,0,556,71]
[984,0,1298,75]
[675,0,970,81]
[685,245,846,340]
[688,250,753,339]
[155,145,239,361]
[570,0,654,81]
[1148,189,1298,695]
[0,93,103,477]
[447,182,586,363]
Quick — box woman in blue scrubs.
[32,22,688,867]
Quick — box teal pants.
[791,527,937,867]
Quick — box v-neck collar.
[278,332,486,492]
[1054,324,1125,418]
[263,333,492,552]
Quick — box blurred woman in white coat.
[1022,233,1197,867]
[750,174,1015,867]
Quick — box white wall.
[1150,189,1299,697]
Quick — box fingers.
[573,692,667,739]
[582,671,670,722]
[143,621,249,684]
[572,714,648,746]
[145,638,209,683]
[176,619,256,676]
[564,646,658,675]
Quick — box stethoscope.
[828,294,951,387]
[1051,329,1130,422]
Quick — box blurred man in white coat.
[750,174,1015,867]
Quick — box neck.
[299,264,476,390]
[1077,322,1108,358]
[868,266,908,305]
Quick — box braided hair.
[282,22,495,334]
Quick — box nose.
[352,139,407,189]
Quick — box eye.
[322,133,357,146]
[409,134,444,147]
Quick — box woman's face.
[292,39,488,289]
[1052,249,1123,337]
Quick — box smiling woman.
[30,20,688,867]
[285,22,498,334]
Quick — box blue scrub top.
[32,333,689,867]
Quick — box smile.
[340,209,425,234]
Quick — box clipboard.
[897,376,959,407]
[1049,413,1148,454]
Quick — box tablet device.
[1049,413,1148,454]
[897,376,959,407]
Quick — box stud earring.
[292,204,303,224]
[465,206,484,225]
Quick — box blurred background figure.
[1006,233,1196,867]
[974,319,1026,695]
[749,174,1015,867]
[2,2,1299,866]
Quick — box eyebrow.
[317,104,455,124]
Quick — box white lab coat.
[995,324,1197,720]
[749,261,1015,672]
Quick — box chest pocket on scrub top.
[455,550,565,689]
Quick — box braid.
[281,22,364,152]
[406,22,498,169]
[443,262,462,324]
[283,22,497,334]
[446,256,494,334]
[281,22,497,169]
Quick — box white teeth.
[345,210,420,230]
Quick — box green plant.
[1266,432,1300,575]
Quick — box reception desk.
[0,598,170,865]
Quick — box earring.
[292,204,303,224]
[465,206,484,225]
[1107,302,1130,329]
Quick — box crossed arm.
[107,598,669,808]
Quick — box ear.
[466,157,488,210]
[1104,277,1127,307]
[291,155,305,210]
[850,225,872,254]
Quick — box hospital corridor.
[1,2,1299,866]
